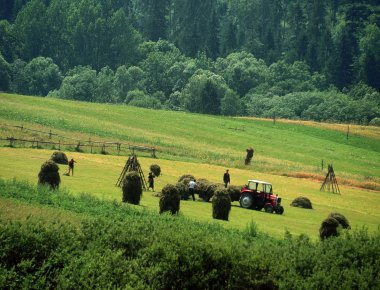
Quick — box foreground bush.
[291,196,313,209]
[159,184,180,214]
[122,171,142,205]
[0,179,379,289]
[50,151,68,165]
[212,187,231,221]
[38,160,60,189]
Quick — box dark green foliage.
[227,185,242,202]
[38,160,60,189]
[319,217,340,240]
[328,212,350,229]
[122,171,142,205]
[0,53,10,91]
[50,151,68,165]
[197,179,217,202]
[291,197,313,209]
[0,179,379,289]
[369,117,380,126]
[212,187,231,221]
[159,184,180,214]
[150,164,161,177]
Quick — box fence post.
[321,159,324,171]
[58,140,61,150]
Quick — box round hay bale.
[38,160,60,189]
[175,182,189,200]
[50,151,68,165]
[319,217,340,240]
[160,184,180,214]
[328,212,350,229]
[212,187,231,221]
[227,185,242,202]
[122,171,142,205]
[150,164,161,177]
[291,197,313,209]
[197,179,217,202]
[178,174,195,184]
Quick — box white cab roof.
[248,180,272,185]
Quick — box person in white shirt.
[188,179,196,201]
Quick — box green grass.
[1,93,379,184]
[1,147,379,239]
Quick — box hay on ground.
[212,187,231,221]
[38,160,60,189]
[319,217,339,240]
[328,212,350,229]
[122,171,142,205]
[291,197,313,209]
[150,164,161,177]
[160,184,180,214]
[50,151,68,165]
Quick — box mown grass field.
[1,93,379,186]
[1,147,379,239]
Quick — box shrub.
[369,117,380,126]
[328,212,350,229]
[319,217,339,240]
[50,151,68,165]
[227,185,242,202]
[159,184,180,214]
[245,148,254,165]
[197,179,217,202]
[175,182,189,200]
[150,164,161,177]
[212,187,231,221]
[122,171,142,205]
[291,197,312,209]
[38,160,60,189]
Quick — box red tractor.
[239,180,284,214]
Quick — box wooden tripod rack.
[320,164,340,194]
[115,155,148,190]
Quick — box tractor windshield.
[248,181,272,193]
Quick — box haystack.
[122,171,142,205]
[50,151,68,165]
[291,197,313,209]
[176,182,189,200]
[245,148,254,165]
[38,160,60,189]
[197,179,217,202]
[319,217,339,240]
[159,184,180,214]
[227,185,242,202]
[178,174,195,184]
[328,212,350,229]
[212,187,231,221]
[150,164,161,177]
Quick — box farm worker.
[68,158,76,176]
[188,179,196,201]
[223,169,230,188]
[148,172,155,191]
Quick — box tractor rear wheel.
[240,193,253,209]
[264,204,274,213]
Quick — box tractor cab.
[240,180,284,214]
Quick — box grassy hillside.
[1,147,379,239]
[1,93,379,186]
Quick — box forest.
[0,0,379,124]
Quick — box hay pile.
[319,212,350,239]
[150,164,161,177]
[122,171,142,205]
[212,187,231,221]
[38,160,60,189]
[245,148,254,165]
[291,197,313,209]
[175,182,189,200]
[328,212,350,229]
[159,184,180,214]
[197,179,217,202]
[178,174,195,184]
[227,185,242,202]
[50,151,68,165]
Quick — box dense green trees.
[0,0,379,123]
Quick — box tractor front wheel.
[275,206,284,215]
[240,194,253,209]
[264,204,274,213]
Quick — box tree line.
[0,0,379,124]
